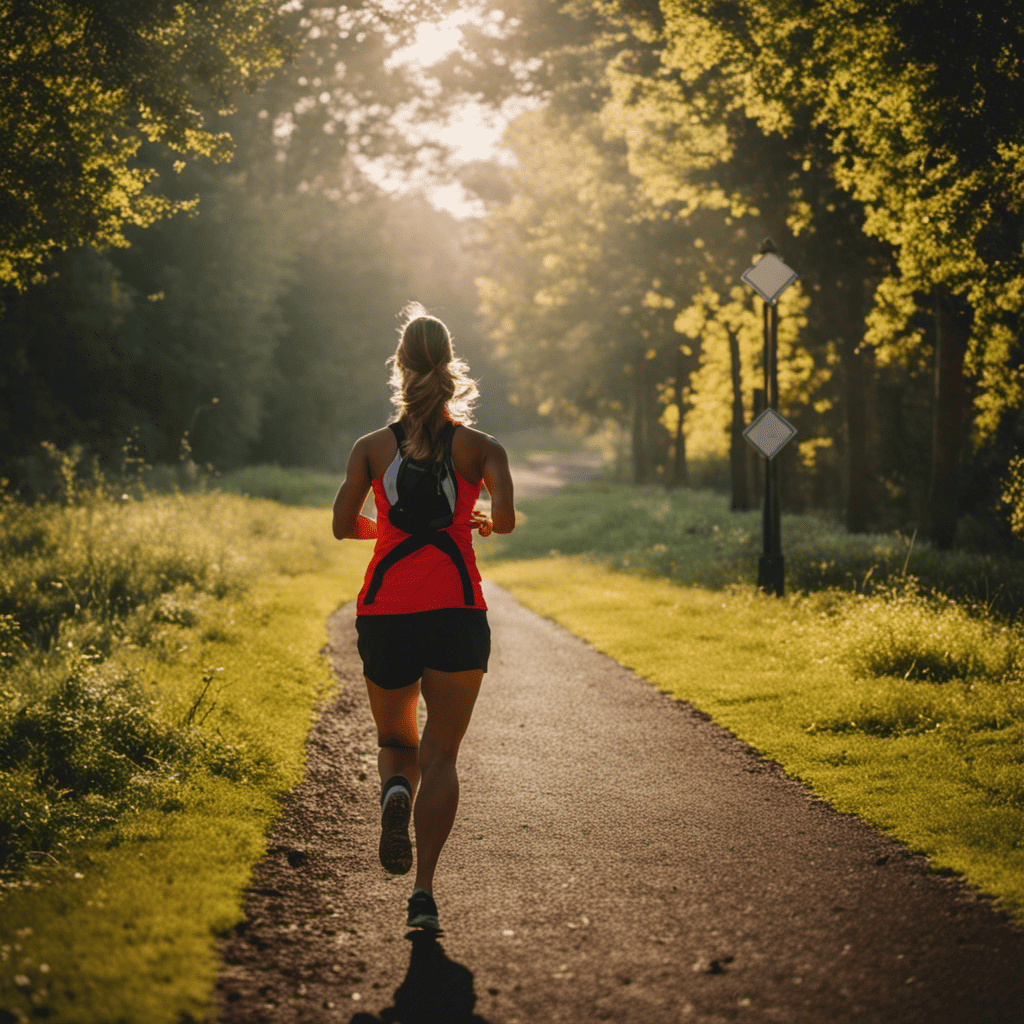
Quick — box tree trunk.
[818,270,869,533]
[728,327,750,509]
[840,334,869,533]
[632,352,651,485]
[667,346,689,488]
[929,284,970,549]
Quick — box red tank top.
[355,429,487,615]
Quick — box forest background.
[3,0,1024,553]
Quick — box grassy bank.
[0,465,365,1023]
[479,483,1024,922]
[490,482,1024,616]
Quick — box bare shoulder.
[360,425,397,445]
[452,424,506,485]
[454,424,505,454]
[347,427,389,463]
[356,426,399,479]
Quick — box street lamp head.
[759,237,778,256]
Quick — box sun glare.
[368,8,534,218]
[390,13,470,69]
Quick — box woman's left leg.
[365,676,422,798]
[413,667,484,894]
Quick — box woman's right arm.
[482,436,515,534]
[332,437,378,540]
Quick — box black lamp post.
[741,239,798,597]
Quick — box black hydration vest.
[363,420,476,607]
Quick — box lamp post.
[741,239,798,597]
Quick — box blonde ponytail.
[387,302,479,461]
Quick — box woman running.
[332,303,515,932]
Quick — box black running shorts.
[356,608,491,690]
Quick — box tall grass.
[493,482,1024,618]
[836,582,1022,684]
[794,581,1024,748]
[0,448,325,874]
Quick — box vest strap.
[363,530,475,607]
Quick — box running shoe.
[379,775,412,875]
[407,888,440,930]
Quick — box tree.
[598,4,895,527]
[646,0,1024,544]
[0,0,292,291]
[0,248,146,459]
[0,1,492,471]
[446,0,893,514]
[475,105,710,482]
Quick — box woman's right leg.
[413,667,483,894]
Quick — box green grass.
[479,483,1024,922]
[0,473,344,870]
[0,459,368,1023]
[217,464,342,507]
[0,557,368,1023]
[6,460,1023,1020]
[494,482,1024,617]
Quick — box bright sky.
[389,12,469,71]
[360,10,529,218]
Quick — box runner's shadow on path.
[349,931,491,1024]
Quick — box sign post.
[741,240,798,596]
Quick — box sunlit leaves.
[651,1,1024,446]
[0,0,293,290]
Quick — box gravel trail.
[216,583,1024,1024]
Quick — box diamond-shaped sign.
[741,253,798,305]
[743,407,797,460]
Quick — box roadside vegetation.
[479,481,1024,922]
[5,449,1024,1019]
[218,463,343,508]
[0,450,365,1023]
[490,482,1024,617]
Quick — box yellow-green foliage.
[615,0,1024,439]
[481,553,1024,920]
[0,1,291,290]
[1002,454,1024,540]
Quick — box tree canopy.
[4,0,1024,547]
[0,0,297,290]
[0,1,517,473]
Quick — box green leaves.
[650,1,1024,445]
[0,0,293,290]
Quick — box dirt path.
[216,582,1024,1024]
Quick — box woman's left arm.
[333,438,378,540]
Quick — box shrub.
[0,657,271,871]
[840,581,1022,683]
